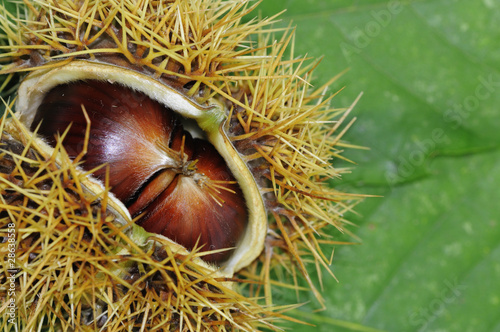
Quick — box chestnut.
[14,61,268,276]
[33,80,248,264]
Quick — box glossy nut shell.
[16,60,268,276]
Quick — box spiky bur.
[223,33,364,306]
[0,109,282,331]
[0,0,363,328]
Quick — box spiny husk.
[0,108,281,331]
[0,0,281,101]
[0,0,363,329]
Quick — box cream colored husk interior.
[15,60,267,276]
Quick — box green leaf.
[257,0,500,331]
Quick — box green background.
[256,1,500,331]
[1,1,499,331]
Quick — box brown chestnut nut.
[33,80,248,264]
[15,62,268,277]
